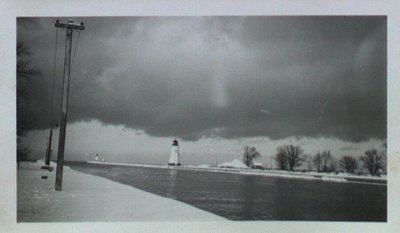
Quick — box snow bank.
[218,159,248,168]
[186,164,210,169]
[17,161,225,222]
[196,164,210,168]
[321,176,347,182]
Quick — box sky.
[17,16,387,165]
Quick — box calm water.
[66,161,386,221]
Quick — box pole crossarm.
[55,20,85,30]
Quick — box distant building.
[168,139,181,166]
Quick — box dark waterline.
[66,161,386,221]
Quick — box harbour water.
[66,161,386,221]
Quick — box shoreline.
[85,160,387,185]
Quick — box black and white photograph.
[2,0,400,232]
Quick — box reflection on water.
[166,169,178,198]
[66,162,386,221]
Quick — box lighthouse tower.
[168,139,181,166]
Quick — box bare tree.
[286,145,303,171]
[312,153,323,172]
[302,154,313,171]
[17,42,41,79]
[275,145,303,171]
[321,150,332,172]
[339,156,357,173]
[274,147,287,170]
[242,145,261,167]
[17,42,41,164]
[313,150,335,172]
[329,158,338,173]
[360,149,383,175]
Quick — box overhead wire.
[71,30,81,68]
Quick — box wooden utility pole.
[55,19,84,191]
[45,127,53,165]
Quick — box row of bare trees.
[271,145,385,176]
[310,149,385,175]
[243,143,385,175]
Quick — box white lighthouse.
[168,139,181,166]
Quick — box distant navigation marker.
[168,139,181,166]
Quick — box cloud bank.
[17,16,386,142]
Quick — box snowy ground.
[87,160,386,185]
[17,161,226,222]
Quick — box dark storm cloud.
[17,16,386,141]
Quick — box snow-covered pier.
[17,161,226,222]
